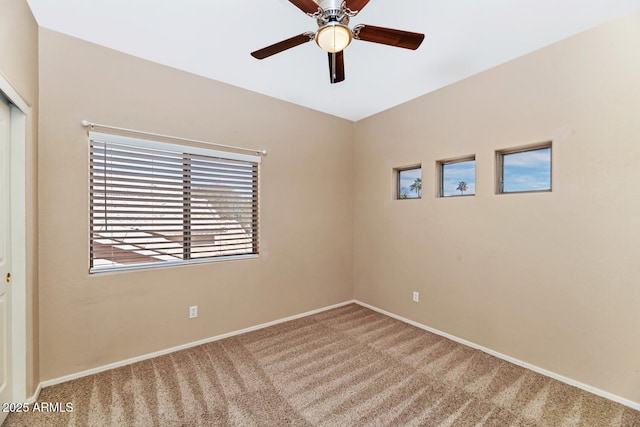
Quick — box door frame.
[0,72,29,402]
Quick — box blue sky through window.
[398,168,421,199]
[441,160,476,196]
[502,147,551,192]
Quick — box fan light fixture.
[250,0,425,84]
[316,23,352,53]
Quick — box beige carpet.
[5,304,640,426]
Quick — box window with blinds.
[89,132,260,273]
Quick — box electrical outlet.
[412,291,420,302]
[189,305,198,318]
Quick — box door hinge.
[5,272,10,283]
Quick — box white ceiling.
[25,0,640,121]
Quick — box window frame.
[496,142,552,194]
[395,165,422,200]
[437,155,476,198]
[88,131,260,274]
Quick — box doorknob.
[5,272,10,283]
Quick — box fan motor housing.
[318,0,344,11]
[317,0,350,26]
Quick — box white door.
[0,93,12,423]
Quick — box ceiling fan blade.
[353,24,425,50]
[251,33,314,59]
[345,0,371,13]
[289,0,321,15]
[328,51,345,84]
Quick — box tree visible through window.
[439,157,476,197]
[89,132,260,272]
[397,167,422,199]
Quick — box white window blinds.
[89,132,260,272]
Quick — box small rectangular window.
[438,156,476,197]
[89,132,260,273]
[497,143,551,193]
[396,166,422,199]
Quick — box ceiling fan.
[250,0,425,84]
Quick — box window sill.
[89,253,259,275]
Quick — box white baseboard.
[21,382,41,404]
[355,300,640,412]
[39,300,356,390]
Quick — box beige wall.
[37,29,353,380]
[354,11,640,403]
[0,0,38,106]
[0,0,39,395]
